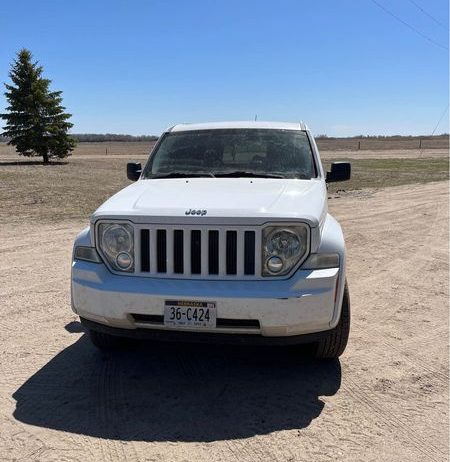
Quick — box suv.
[71,121,351,359]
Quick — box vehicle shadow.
[13,332,341,442]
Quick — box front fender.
[71,226,93,313]
[317,214,347,328]
[74,226,93,248]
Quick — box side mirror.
[326,161,351,183]
[127,162,142,181]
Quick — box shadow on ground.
[13,327,341,442]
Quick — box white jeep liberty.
[71,121,351,359]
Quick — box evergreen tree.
[1,49,76,164]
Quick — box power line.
[406,0,448,32]
[369,0,449,51]
[431,104,449,136]
[418,104,449,157]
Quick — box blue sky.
[1,0,448,136]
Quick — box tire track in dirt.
[330,181,448,384]
[166,348,295,462]
[341,377,446,462]
[95,359,128,462]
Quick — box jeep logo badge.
[185,209,207,216]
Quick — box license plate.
[164,300,216,328]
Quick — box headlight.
[262,226,309,276]
[98,222,134,272]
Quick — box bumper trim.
[80,317,331,346]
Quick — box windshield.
[142,129,317,179]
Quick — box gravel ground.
[0,181,448,461]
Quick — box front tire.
[315,282,350,359]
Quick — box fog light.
[116,252,132,269]
[267,256,283,273]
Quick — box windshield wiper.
[213,171,285,179]
[150,171,215,179]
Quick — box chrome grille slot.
[173,230,184,274]
[226,231,237,275]
[190,230,202,274]
[244,231,255,275]
[156,230,167,273]
[208,230,219,274]
[135,225,259,279]
[140,229,150,272]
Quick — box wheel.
[315,281,350,359]
[88,328,126,350]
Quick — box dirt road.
[320,148,448,160]
[0,181,448,461]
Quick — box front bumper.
[80,317,334,346]
[71,259,343,339]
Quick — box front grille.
[135,226,261,279]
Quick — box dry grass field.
[0,142,448,461]
[0,148,447,223]
[0,141,155,158]
[317,135,448,151]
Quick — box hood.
[92,178,327,227]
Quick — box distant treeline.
[315,134,449,140]
[0,134,158,143]
[71,134,159,142]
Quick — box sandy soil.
[0,181,448,461]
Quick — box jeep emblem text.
[185,209,207,216]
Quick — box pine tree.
[1,49,76,164]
